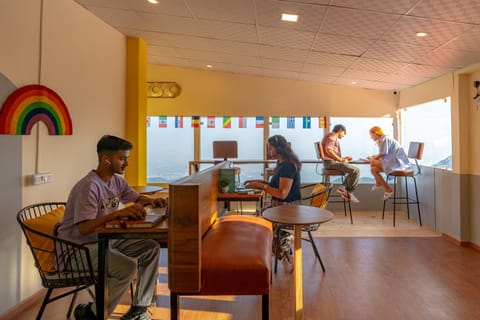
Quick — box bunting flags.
[255,116,264,128]
[158,116,167,128]
[175,116,183,128]
[191,116,200,128]
[303,116,311,129]
[223,116,231,128]
[271,116,280,129]
[146,116,151,128]
[319,116,327,128]
[207,116,215,128]
[287,116,295,129]
[238,117,247,128]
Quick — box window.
[270,117,326,183]
[200,117,264,182]
[329,117,394,183]
[401,97,452,169]
[147,116,194,183]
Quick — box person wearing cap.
[321,124,360,203]
[368,126,410,200]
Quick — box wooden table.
[262,205,334,320]
[95,220,168,320]
[217,191,263,214]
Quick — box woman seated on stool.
[368,126,410,200]
[245,135,301,269]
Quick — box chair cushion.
[389,169,414,177]
[310,184,328,208]
[23,207,65,272]
[201,215,272,295]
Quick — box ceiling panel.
[74,0,480,91]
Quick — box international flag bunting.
[319,116,327,128]
[238,117,247,128]
[303,116,311,129]
[175,116,183,128]
[271,116,280,129]
[146,116,151,128]
[255,116,264,128]
[191,116,200,128]
[223,116,231,128]
[207,116,215,128]
[158,116,167,128]
[287,116,295,129]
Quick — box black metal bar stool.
[314,142,353,224]
[382,142,424,227]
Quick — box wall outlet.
[29,172,53,185]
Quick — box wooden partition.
[168,162,229,292]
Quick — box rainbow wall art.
[0,84,72,135]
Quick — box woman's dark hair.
[97,135,133,155]
[268,135,301,171]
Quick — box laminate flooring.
[4,212,479,320]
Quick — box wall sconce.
[147,82,181,98]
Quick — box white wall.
[0,0,126,314]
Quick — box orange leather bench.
[168,162,272,320]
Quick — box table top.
[96,219,168,235]
[131,185,165,194]
[217,191,263,201]
[262,205,334,225]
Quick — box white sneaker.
[383,191,394,201]
[371,185,382,191]
[348,192,360,203]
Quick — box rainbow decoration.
[0,84,72,135]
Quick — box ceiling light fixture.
[416,32,428,37]
[206,64,213,69]
[147,0,159,4]
[281,13,298,22]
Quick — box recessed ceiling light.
[351,81,357,85]
[281,13,298,22]
[206,64,213,69]
[147,0,159,4]
[416,32,428,37]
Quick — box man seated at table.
[57,135,166,320]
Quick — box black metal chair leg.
[307,231,325,272]
[413,176,422,226]
[36,288,53,320]
[393,177,397,227]
[66,290,79,319]
[273,226,281,274]
[404,176,410,219]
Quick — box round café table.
[131,185,164,195]
[262,205,334,320]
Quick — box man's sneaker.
[383,191,394,201]
[348,192,360,203]
[74,303,96,320]
[336,186,350,201]
[120,306,151,320]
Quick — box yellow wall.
[147,65,398,117]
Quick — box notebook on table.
[105,206,167,229]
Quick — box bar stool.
[314,142,353,224]
[382,142,424,227]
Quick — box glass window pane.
[200,117,264,182]
[330,117,394,183]
[401,97,452,169]
[147,116,194,183]
[270,117,326,183]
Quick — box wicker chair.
[17,202,96,320]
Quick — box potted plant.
[220,177,230,193]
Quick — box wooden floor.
[4,211,480,320]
